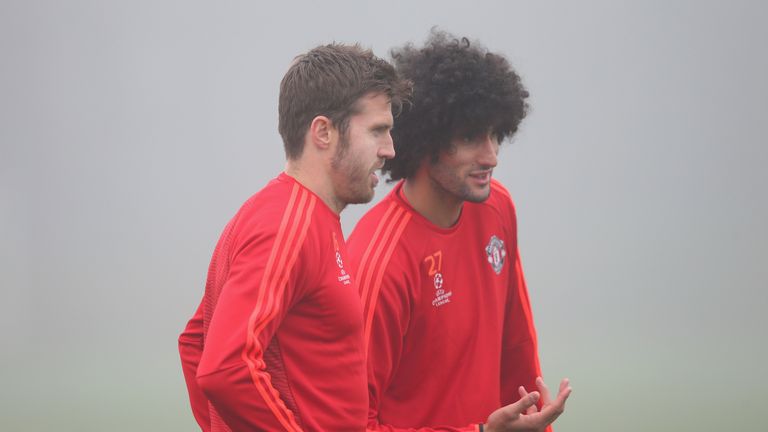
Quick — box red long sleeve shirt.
[179,173,368,431]
[346,179,546,432]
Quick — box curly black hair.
[384,30,530,180]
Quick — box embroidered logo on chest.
[332,232,351,286]
[424,250,452,307]
[485,235,507,275]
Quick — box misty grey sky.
[1,1,766,431]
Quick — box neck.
[285,159,345,215]
[403,174,463,229]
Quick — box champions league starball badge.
[485,235,507,275]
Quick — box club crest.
[485,235,506,275]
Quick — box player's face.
[331,92,395,205]
[427,131,500,203]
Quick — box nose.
[379,132,396,160]
[478,134,499,168]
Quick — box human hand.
[484,377,571,432]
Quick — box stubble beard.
[332,136,376,205]
[430,164,492,204]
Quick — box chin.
[346,190,375,205]
[464,188,492,203]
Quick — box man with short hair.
[347,31,571,432]
[179,43,411,431]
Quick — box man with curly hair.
[347,31,571,432]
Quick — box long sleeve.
[499,248,550,432]
[179,300,211,431]
[195,208,311,432]
[180,177,367,431]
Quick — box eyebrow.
[371,122,393,131]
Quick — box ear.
[308,115,337,151]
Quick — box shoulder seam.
[356,200,412,354]
[240,183,315,432]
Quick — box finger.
[485,392,541,429]
[518,386,538,414]
[554,379,572,406]
[538,380,572,424]
[536,376,552,405]
[506,390,540,418]
[506,407,554,430]
[552,378,571,406]
[518,385,527,398]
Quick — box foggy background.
[2,1,766,430]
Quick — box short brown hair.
[279,43,411,160]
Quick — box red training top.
[347,179,546,432]
[179,173,367,432]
